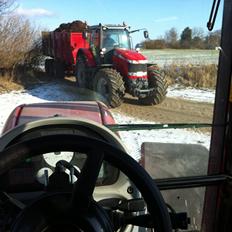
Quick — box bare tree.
[0,0,15,14]
[165,27,178,48]
[205,30,221,49]
[0,15,40,75]
[192,27,205,39]
[192,27,205,48]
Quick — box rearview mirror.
[82,31,88,39]
[144,30,149,39]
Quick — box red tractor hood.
[114,49,148,64]
[2,102,115,134]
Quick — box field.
[141,49,219,66]
[139,49,219,89]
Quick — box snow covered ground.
[112,113,211,160]
[0,83,213,160]
[167,85,215,104]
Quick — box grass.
[0,74,23,93]
[0,69,52,94]
[162,63,217,89]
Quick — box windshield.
[102,29,131,51]
[0,0,227,231]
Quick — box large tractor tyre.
[45,59,54,77]
[76,56,87,88]
[54,60,65,79]
[93,68,125,108]
[139,65,168,105]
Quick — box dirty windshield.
[0,0,223,231]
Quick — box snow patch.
[167,85,215,104]
[112,113,210,160]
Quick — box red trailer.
[42,31,89,78]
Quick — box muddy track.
[31,77,214,126]
[111,94,214,124]
[63,77,214,124]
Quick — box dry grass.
[0,68,52,93]
[163,63,217,89]
[0,74,22,93]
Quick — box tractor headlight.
[100,48,106,56]
[100,48,106,57]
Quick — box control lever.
[99,198,146,212]
[117,198,145,212]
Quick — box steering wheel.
[0,134,172,232]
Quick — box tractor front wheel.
[93,68,125,108]
[139,65,168,105]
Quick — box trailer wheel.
[54,60,65,79]
[76,56,87,88]
[139,65,168,105]
[93,68,125,108]
[45,59,54,77]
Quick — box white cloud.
[154,16,178,23]
[15,7,54,17]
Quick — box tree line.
[142,27,221,49]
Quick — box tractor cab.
[88,24,132,64]
[101,26,132,52]
[88,24,147,62]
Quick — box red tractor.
[76,23,168,108]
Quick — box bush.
[0,15,41,78]
[143,39,166,49]
[163,64,217,89]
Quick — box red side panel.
[54,32,61,59]
[46,32,89,67]
[70,33,89,65]
[81,48,96,67]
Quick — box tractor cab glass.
[102,29,131,52]
[90,29,100,56]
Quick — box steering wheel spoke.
[71,149,104,213]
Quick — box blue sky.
[15,0,223,44]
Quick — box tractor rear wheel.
[93,68,125,108]
[76,56,87,88]
[139,65,168,105]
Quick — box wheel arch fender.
[77,48,96,67]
